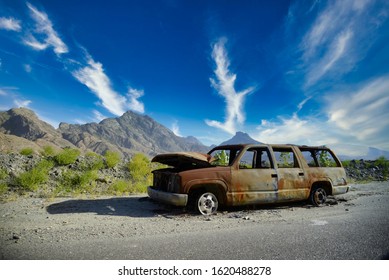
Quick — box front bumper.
[147,186,188,207]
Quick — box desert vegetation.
[0,146,163,200]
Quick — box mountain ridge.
[1,108,388,160]
[0,108,208,158]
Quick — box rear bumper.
[332,185,350,195]
[147,186,188,207]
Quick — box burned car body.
[148,144,349,215]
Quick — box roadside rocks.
[345,159,388,181]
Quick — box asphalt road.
[48,193,389,260]
[1,182,388,259]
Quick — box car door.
[271,146,310,201]
[231,147,278,205]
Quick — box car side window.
[273,148,299,168]
[299,148,340,167]
[301,150,319,167]
[239,148,272,169]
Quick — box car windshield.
[208,148,241,166]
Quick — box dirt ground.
[1,182,388,259]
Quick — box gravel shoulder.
[1,182,388,259]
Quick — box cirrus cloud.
[0,17,21,32]
[24,2,68,55]
[205,38,255,134]
[72,54,145,116]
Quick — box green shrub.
[20,147,34,156]
[0,168,8,180]
[376,156,389,168]
[55,148,80,165]
[0,182,8,195]
[59,170,98,193]
[105,150,121,168]
[131,181,148,193]
[41,145,56,157]
[126,153,152,193]
[16,159,54,191]
[128,153,152,182]
[82,152,104,170]
[108,180,130,195]
[376,156,389,178]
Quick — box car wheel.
[310,186,327,206]
[196,192,218,215]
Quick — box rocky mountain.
[0,108,76,152]
[219,131,262,145]
[0,108,208,158]
[58,110,209,157]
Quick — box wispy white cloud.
[205,38,255,134]
[297,96,312,112]
[23,64,32,73]
[72,54,145,116]
[171,120,182,137]
[25,2,68,55]
[127,87,145,114]
[305,30,353,86]
[327,75,389,147]
[255,114,338,147]
[23,33,48,51]
[14,99,32,108]
[254,74,389,152]
[0,17,21,32]
[72,56,126,116]
[263,0,389,154]
[300,0,375,88]
[92,110,107,123]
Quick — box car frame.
[148,144,349,215]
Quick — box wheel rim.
[197,192,218,215]
[314,188,327,205]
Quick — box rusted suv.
[148,144,349,215]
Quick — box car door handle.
[299,172,304,176]
[271,174,278,178]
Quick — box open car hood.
[151,152,212,168]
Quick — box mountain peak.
[0,107,55,140]
[220,131,262,145]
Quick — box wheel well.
[188,184,226,205]
[311,181,332,195]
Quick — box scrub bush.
[16,159,54,191]
[20,147,34,156]
[105,150,121,168]
[55,148,80,165]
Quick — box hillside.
[0,108,76,152]
[0,108,208,157]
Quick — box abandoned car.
[147,144,349,215]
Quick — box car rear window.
[299,148,340,167]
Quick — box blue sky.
[1,0,389,155]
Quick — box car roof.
[210,143,330,150]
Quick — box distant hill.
[219,131,262,145]
[333,145,389,161]
[0,108,208,158]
